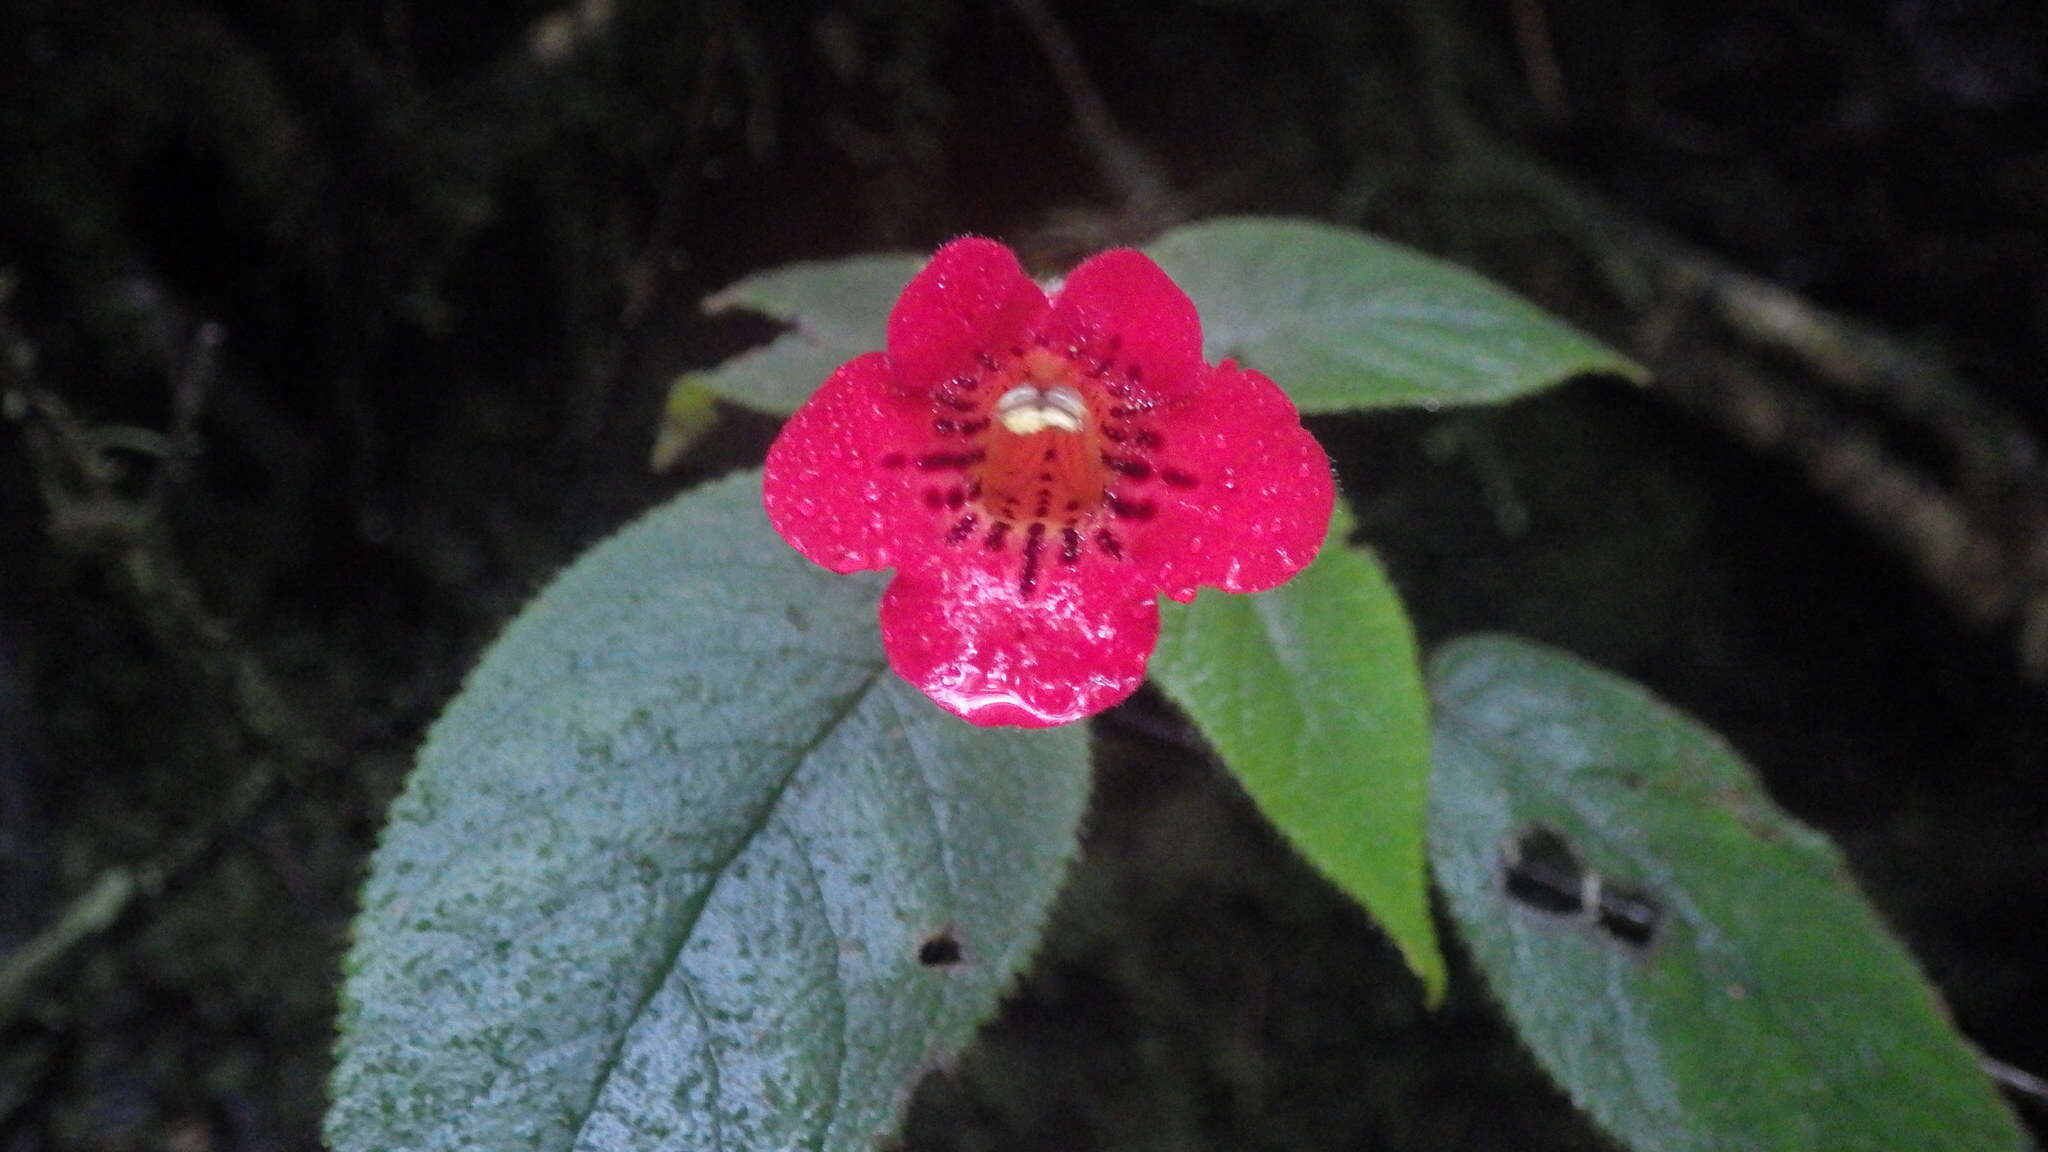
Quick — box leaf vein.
[565,661,887,1152]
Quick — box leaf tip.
[650,376,723,472]
[1404,928,1451,1008]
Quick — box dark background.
[2,0,2044,1147]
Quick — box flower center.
[973,363,1110,528]
[993,383,1087,435]
[897,344,1176,595]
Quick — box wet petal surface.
[886,238,1048,393]
[763,353,936,573]
[765,239,1333,727]
[1043,247,1205,401]
[1118,360,1337,602]
[879,549,1159,727]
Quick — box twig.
[1394,0,2048,680]
[1003,0,1175,218]
[1651,333,2022,631]
[617,31,729,333]
[0,296,334,1027]
[1985,1053,2048,1108]
[152,318,224,500]
[1506,0,1569,124]
[594,4,776,444]
[1620,222,2048,676]
[0,872,134,1021]
[1629,227,2041,492]
[0,758,279,1027]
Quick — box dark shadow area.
[2,0,2042,1147]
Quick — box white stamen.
[995,384,1086,435]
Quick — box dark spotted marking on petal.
[1106,457,1151,480]
[945,486,967,509]
[1133,429,1162,450]
[1019,522,1047,596]
[933,418,957,435]
[1096,529,1125,560]
[923,488,945,510]
[1108,494,1157,521]
[1102,427,1128,443]
[985,521,1012,551]
[880,452,908,469]
[945,514,979,544]
[917,450,983,471]
[1160,468,1198,489]
[1061,526,1082,564]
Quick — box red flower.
[763,238,1335,727]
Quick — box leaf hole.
[918,932,963,968]
[1593,885,1661,947]
[1502,827,1585,917]
[1501,826,1662,950]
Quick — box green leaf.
[1428,635,2023,1152]
[328,471,1091,1152]
[1146,217,1645,411]
[696,222,1638,418]
[696,253,925,415]
[1150,506,1445,1000]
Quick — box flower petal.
[886,237,1049,392]
[1120,361,1336,602]
[879,552,1159,727]
[764,352,937,573]
[1045,248,1205,400]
